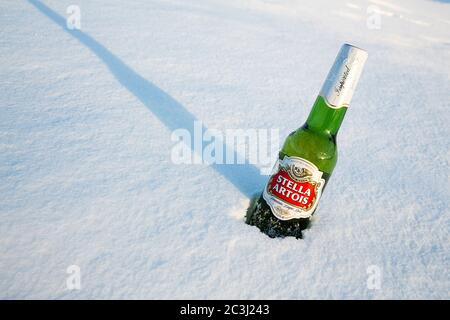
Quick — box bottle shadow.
[28,0,265,198]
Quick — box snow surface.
[0,0,449,299]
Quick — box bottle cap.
[320,43,368,109]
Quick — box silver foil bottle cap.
[319,44,368,109]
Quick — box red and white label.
[263,156,325,220]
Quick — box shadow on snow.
[28,0,265,198]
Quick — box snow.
[0,0,449,299]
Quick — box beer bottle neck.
[306,95,347,136]
[305,44,368,136]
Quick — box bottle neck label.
[319,44,368,109]
[263,156,325,220]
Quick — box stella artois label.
[263,156,325,220]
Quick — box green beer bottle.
[246,44,368,239]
